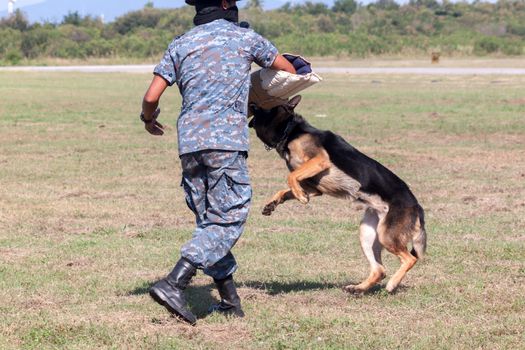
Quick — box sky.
[1,0,340,23]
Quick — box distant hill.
[1,0,523,63]
[1,0,332,23]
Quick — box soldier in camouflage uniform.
[140,0,295,325]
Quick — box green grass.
[0,71,524,349]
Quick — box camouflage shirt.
[154,19,278,155]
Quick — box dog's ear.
[287,95,302,110]
[248,117,255,128]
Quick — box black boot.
[149,258,197,325]
[209,275,245,318]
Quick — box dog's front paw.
[262,201,277,216]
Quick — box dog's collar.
[264,117,297,153]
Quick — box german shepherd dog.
[249,96,427,294]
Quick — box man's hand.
[271,54,296,74]
[142,75,169,136]
[143,108,164,136]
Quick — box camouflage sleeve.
[248,31,279,68]
[153,46,176,86]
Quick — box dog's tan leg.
[262,189,294,216]
[262,186,322,216]
[344,209,386,295]
[385,250,417,293]
[288,153,331,204]
[378,207,419,293]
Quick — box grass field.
[0,71,524,349]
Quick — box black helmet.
[185,0,242,5]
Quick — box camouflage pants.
[179,150,251,280]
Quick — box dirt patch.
[0,248,36,263]
[19,296,60,311]
[504,98,525,105]
[197,323,253,347]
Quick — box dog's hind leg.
[344,209,386,295]
[378,210,418,293]
[384,250,417,293]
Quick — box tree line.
[1,0,524,64]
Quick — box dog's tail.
[410,205,427,259]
